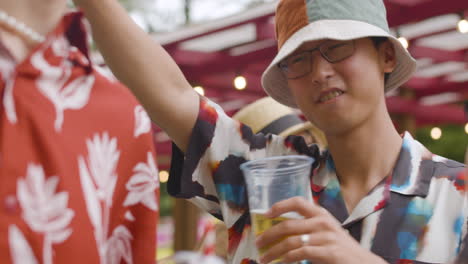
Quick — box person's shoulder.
[410,135,465,180]
[430,155,465,172]
[427,155,466,187]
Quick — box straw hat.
[261,0,417,108]
[233,97,326,147]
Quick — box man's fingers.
[260,232,336,263]
[267,196,323,219]
[256,216,338,249]
[256,218,307,248]
[259,234,303,263]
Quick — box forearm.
[75,0,198,151]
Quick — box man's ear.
[380,41,397,74]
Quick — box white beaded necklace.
[0,10,46,44]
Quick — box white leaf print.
[44,176,60,197]
[78,132,124,264]
[125,211,135,222]
[53,75,95,131]
[30,36,94,132]
[16,164,74,264]
[51,37,69,58]
[123,152,159,211]
[49,228,73,244]
[9,225,39,264]
[134,105,151,138]
[105,226,133,264]
[85,133,120,205]
[61,75,94,106]
[78,156,102,231]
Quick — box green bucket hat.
[261,0,417,108]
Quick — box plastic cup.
[240,155,314,261]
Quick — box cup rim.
[240,155,314,175]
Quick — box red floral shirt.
[0,12,159,264]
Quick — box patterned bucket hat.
[261,0,417,108]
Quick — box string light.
[234,75,247,90]
[430,127,442,140]
[398,37,409,49]
[395,28,409,49]
[464,123,468,134]
[458,18,468,33]
[193,86,205,96]
[159,170,169,183]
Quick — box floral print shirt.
[0,12,159,264]
[169,97,467,264]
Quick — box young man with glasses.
[75,0,466,263]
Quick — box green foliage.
[415,124,468,163]
[160,182,174,217]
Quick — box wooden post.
[173,198,200,252]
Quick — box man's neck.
[0,0,66,61]
[326,102,403,191]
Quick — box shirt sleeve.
[454,168,468,264]
[168,96,319,228]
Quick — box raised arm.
[74,0,199,151]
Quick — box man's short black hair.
[370,37,391,84]
[370,36,388,47]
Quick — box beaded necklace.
[0,9,46,44]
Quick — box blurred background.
[82,0,468,262]
[118,0,276,32]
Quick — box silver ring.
[300,234,310,246]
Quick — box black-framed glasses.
[277,40,356,79]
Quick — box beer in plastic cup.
[240,155,314,262]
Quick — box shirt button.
[4,195,19,214]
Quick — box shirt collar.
[0,11,92,78]
[389,132,434,197]
[312,132,434,197]
[55,11,92,64]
